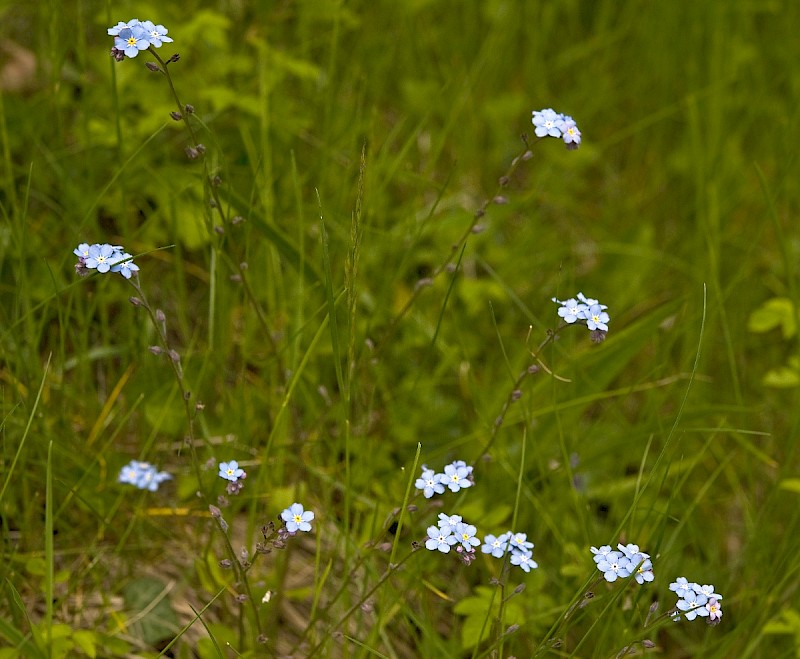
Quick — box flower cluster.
[280,503,314,534]
[670,577,723,624]
[425,514,479,562]
[531,108,582,149]
[74,243,139,279]
[482,530,539,573]
[423,515,538,572]
[591,543,654,584]
[414,460,474,498]
[108,19,173,60]
[553,292,610,334]
[118,460,171,492]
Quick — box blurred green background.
[2,0,800,656]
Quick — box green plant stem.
[472,330,559,463]
[127,276,264,640]
[378,139,539,349]
[302,550,420,658]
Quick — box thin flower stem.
[211,514,263,635]
[127,276,264,638]
[377,138,539,350]
[149,49,199,146]
[472,329,560,463]
[149,48,279,354]
[127,277,200,466]
[302,549,420,658]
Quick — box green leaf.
[38,623,74,659]
[24,557,46,577]
[763,607,800,634]
[747,297,797,338]
[123,578,179,647]
[762,365,800,388]
[778,479,800,494]
[71,630,97,659]
[453,586,526,649]
[196,623,237,659]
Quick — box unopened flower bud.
[170,111,182,121]
[184,103,194,113]
[129,296,143,306]
[148,346,163,355]
[590,329,607,344]
[493,195,508,205]
[146,62,161,72]
[185,146,199,159]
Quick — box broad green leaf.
[762,366,800,388]
[123,578,179,647]
[747,297,797,338]
[71,630,97,659]
[763,607,800,634]
[454,586,525,649]
[778,479,800,494]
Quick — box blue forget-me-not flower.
[670,577,724,624]
[218,460,245,482]
[118,459,171,492]
[532,108,582,149]
[75,243,139,279]
[280,503,314,533]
